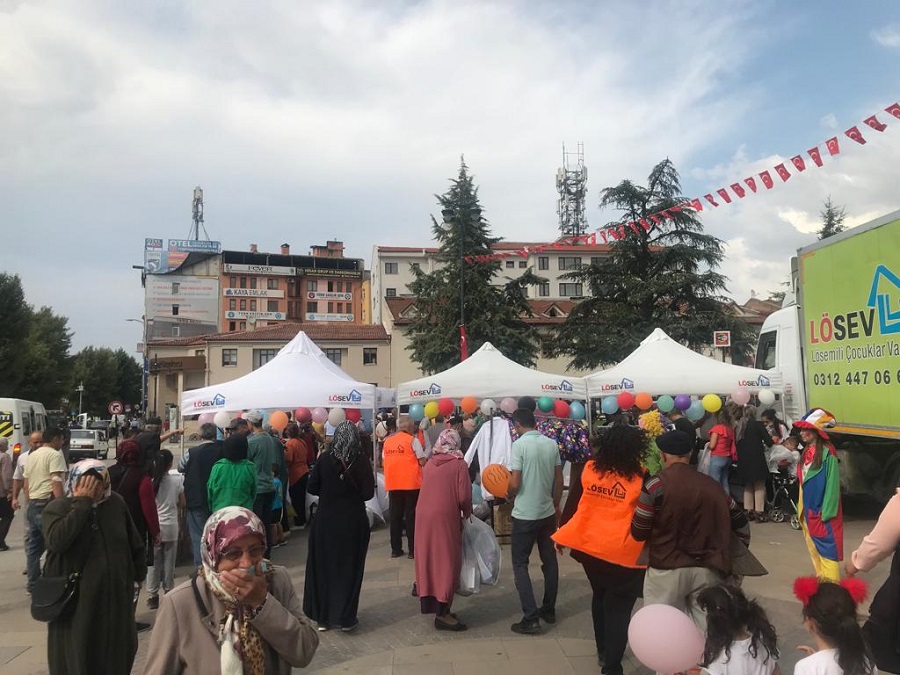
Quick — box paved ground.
[0,447,889,673]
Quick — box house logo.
[868,264,900,335]
[737,374,770,388]
[541,379,574,393]
[408,383,442,398]
[599,378,635,392]
[587,480,627,500]
[193,393,226,409]
[329,389,363,404]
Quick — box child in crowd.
[147,449,184,610]
[696,584,780,675]
[208,433,256,511]
[271,464,287,548]
[793,578,874,675]
[767,435,801,475]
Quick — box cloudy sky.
[2,0,899,354]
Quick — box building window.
[307,280,317,292]
[345,282,352,293]
[229,321,236,331]
[384,262,398,275]
[267,300,279,312]
[386,288,397,298]
[171,304,179,316]
[539,283,550,297]
[222,349,238,367]
[240,299,247,310]
[239,321,246,330]
[363,347,377,365]
[229,299,237,311]
[335,303,343,314]
[325,348,343,366]
[267,278,279,290]
[171,282,180,294]
[590,256,604,267]
[240,277,247,288]
[327,281,334,292]
[559,257,582,270]
[327,301,334,313]
[519,261,527,268]
[307,301,318,313]
[230,276,237,287]
[505,260,515,268]
[171,326,180,337]
[252,348,279,370]
[250,300,257,311]
[336,281,343,292]
[250,277,257,289]
[559,282,583,297]
[538,256,549,270]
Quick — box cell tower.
[556,143,588,237]
[188,186,211,240]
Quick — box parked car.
[69,429,109,460]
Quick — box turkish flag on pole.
[705,193,720,207]
[864,115,887,131]
[775,163,791,182]
[459,325,468,361]
[845,126,867,145]
[808,147,824,167]
[730,183,746,198]
[716,188,733,204]
[825,136,840,155]
[791,155,806,172]
[759,171,774,189]
[744,177,757,193]
[884,103,900,119]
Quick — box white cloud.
[872,24,900,48]
[820,113,838,129]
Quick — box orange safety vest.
[552,463,646,569]
[382,432,422,491]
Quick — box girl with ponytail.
[793,577,874,675]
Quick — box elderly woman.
[304,421,375,632]
[414,429,473,631]
[43,460,147,674]
[146,506,318,674]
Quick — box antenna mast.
[189,186,210,240]
[557,143,588,237]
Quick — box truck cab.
[755,304,805,426]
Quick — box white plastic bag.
[463,515,502,586]
[457,533,480,596]
[698,443,712,475]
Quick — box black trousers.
[0,496,13,545]
[511,515,559,621]
[252,491,275,556]
[289,474,310,526]
[389,490,418,555]
[578,554,645,675]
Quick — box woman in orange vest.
[553,423,649,674]
[382,416,424,559]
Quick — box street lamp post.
[442,205,481,362]
[126,317,149,418]
[76,381,84,416]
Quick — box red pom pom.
[793,577,819,605]
[839,578,868,605]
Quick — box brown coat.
[145,566,319,674]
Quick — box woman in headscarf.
[43,460,147,674]
[414,428,473,631]
[109,438,160,552]
[145,506,319,674]
[303,421,375,632]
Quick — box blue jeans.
[708,455,732,493]
[186,508,210,567]
[26,500,49,591]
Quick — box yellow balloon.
[424,401,440,419]
[702,394,722,413]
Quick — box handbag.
[31,509,96,623]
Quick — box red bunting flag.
[608,227,623,240]
[759,171,774,189]
[775,163,791,182]
[845,126,866,145]
[744,177,757,193]
[885,103,900,119]
[689,198,703,211]
[825,136,840,155]
[716,188,733,204]
[628,221,641,235]
[669,205,683,213]
[705,194,719,207]
[598,230,609,244]
[730,183,746,198]
[791,155,806,172]
[639,219,652,231]
[808,147,823,167]
[649,214,662,224]
[661,210,675,219]
[864,115,887,132]
[618,225,627,239]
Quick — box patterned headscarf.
[432,429,464,458]
[331,421,361,464]
[65,459,112,502]
[200,507,272,675]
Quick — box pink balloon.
[311,407,328,424]
[731,388,751,406]
[198,412,215,425]
[295,407,312,423]
[500,397,518,414]
[628,604,705,674]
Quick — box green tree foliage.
[817,195,846,239]
[0,274,30,396]
[71,347,142,416]
[553,159,754,368]
[18,307,74,407]
[406,160,542,373]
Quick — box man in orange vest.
[382,416,425,559]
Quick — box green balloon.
[537,396,554,413]
[657,395,675,413]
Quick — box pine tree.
[817,196,846,239]
[406,160,542,373]
[553,159,753,368]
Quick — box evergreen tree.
[406,160,542,373]
[19,307,73,407]
[553,159,753,368]
[817,195,846,239]
[0,274,30,396]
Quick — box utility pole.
[76,381,85,415]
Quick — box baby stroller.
[766,472,800,530]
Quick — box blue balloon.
[601,396,619,415]
[686,400,706,421]
[409,404,425,422]
[569,401,586,421]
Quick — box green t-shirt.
[248,433,278,494]
[510,430,561,521]
[207,459,257,512]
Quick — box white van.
[0,398,48,465]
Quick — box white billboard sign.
[225,310,286,321]
[224,263,295,276]
[146,275,219,329]
[305,313,354,322]
[307,291,352,301]
[223,288,285,298]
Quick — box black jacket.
[182,441,223,511]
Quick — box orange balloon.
[635,393,654,411]
[481,463,511,498]
[269,410,289,432]
[460,396,478,414]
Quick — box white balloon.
[757,389,776,406]
[328,407,346,426]
[213,411,232,428]
[480,399,497,415]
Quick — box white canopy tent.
[397,341,587,405]
[180,331,380,415]
[585,328,782,397]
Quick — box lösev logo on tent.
[599,378,635,392]
[193,393,226,409]
[737,375,771,387]
[408,383,442,398]
[541,379,574,393]
[328,389,363,404]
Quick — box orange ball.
[481,463,511,499]
[460,396,478,414]
[634,392,654,410]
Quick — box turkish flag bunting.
[775,163,791,182]
[705,194,719,207]
[689,198,704,211]
[649,214,662,224]
[744,177,757,193]
[884,103,900,119]
[808,147,823,167]
[716,188,733,204]
[585,233,596,245]
[825,136,840,155]
[628,221,641,235]
[864,115,887,132]
[463,256,472,264]
[845,126,866,145]
[618,225,627,239]
[660,210,674,219]
[730,183,746,198]
[669,205,683,213]
[639,219,652,231]
[517,248,530,258]
[759,171,774,189]
[597,230,608,244]
[608,227,623,240]
[791,155,806,172]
